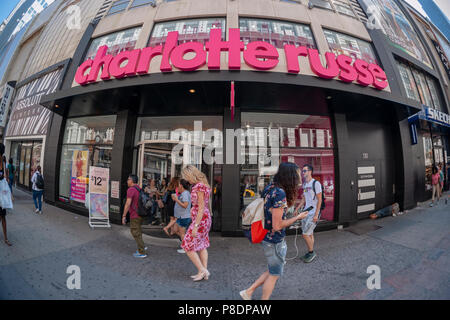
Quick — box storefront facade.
[2,0,447,235]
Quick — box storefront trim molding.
[41,70,420,114]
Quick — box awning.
[408,106,450,128]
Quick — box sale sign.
[89,166,110,224]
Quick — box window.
[425,76,442,111]
[309,0,333,10]
[412,69,433,108]
[396,59,443,110]
[324,29,378,64]
[149,18,226,47]
[239,18,316,49]
[130,0,155,9]
[423,134,433,191]
[240,113,335,222]
[85,27,141,60]
[59,116,116,209]
[331,0,355,17]
[107,0,131,16]
[397,61,420,102]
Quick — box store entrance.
[137,140,218,231]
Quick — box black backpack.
[312,179,326,211]
[36,173,44,190]
[133,186,154,217]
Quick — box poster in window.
[89,166,109,220]
[70,150,88,203]
[362,0,432,68]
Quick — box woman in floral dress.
[181,165,212,281]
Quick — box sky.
[0,0,21,24]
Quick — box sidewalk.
[0,187,449,300]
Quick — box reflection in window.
[239,18,316,49]
[397,61,420,102]
[331,0,355,17]
[85,27,141,60]
[107,0,131,16]
[130,0,155,9]
[426,76,442,111]
[59,116,116,209]
[324,29,378,64]
[240,113,335,222]
[423,134,433,191]
[412,69,433,108]
[149,18,226,47]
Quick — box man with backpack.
[296,164,323,263]
[31,166,44,214]
[122,174,147,258]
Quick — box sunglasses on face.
[302,169,309,173]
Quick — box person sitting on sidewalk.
[122,174,147,258]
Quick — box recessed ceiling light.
[189,89,196,93]
[326,96,332,99]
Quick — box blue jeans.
[8,178,13,192]
[261,240,287,276]
[33,190,43,211]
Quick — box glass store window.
[324,29,378,64]
[136,116,223,229]
[85,27,142,61]
[423,133,433,191]
[240,113,335,222]
[9,141,42,190]
[59,116,116,209]
[239,18,316,49]
[148,18,226,47]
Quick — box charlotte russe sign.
[75,28,388,90]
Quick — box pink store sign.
[75,28,388,90]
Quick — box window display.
[240,113,335,222]
[423,134,433,191]
[239,18,316,49]
[148,18,226,47]
[59,116,116,208]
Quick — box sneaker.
[429,203,434,207]
[300,253,310,261]
[144,247,148,251]
[303,252,317,263]
[177,249,186,254]
[133,252,147,258]
[35,209,39,213]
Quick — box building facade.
[2,0,449,235]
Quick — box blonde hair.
[181,165,209,188]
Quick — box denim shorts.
[177,218,191,229]
[302,212,319,236]
[261,240,287,276]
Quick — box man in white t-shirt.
[295,164,322,263]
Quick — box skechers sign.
[75,28,388,90]
[425,107,450,128]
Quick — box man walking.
[296,164,322,263]
[122,174,147,258]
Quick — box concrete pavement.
[0,188,449,300]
